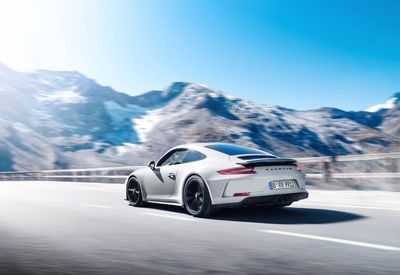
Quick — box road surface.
[0,181,399,274]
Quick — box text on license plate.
[269,180,298,190]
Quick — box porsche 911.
[125,143,308,217]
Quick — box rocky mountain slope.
[0,63,399,171]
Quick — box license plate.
[269,180,297,190]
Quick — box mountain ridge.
[0,64,399,171]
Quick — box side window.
[182,150,207,163]
[157,149,188,166]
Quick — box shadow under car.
[135,202,366,224]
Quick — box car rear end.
[205,153,308,207]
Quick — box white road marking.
[83,203,112,209]
[297,202,400,212]
[260,230,400,251]
[141,212,196,221]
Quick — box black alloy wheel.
[183,175,214,217]
[127,177,144,207]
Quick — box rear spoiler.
[237,158,297,167]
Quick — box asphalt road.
[0,181,399,275]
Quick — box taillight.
[296,163,303,171]
[217,166,256,175]
[233,192,251,197]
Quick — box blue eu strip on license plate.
[268,182,274,190]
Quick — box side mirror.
[148,161,156,170]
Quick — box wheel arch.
[181,173,214,205]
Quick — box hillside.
[0,64,399,171]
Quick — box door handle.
[168,173,176,180]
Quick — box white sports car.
[125,143,308,217]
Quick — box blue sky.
[0,0,399,110]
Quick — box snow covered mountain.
[0,63,399,171]
[366,92,400,112]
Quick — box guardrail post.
[389,159,400,191]
[322,156,336,186]
[389,159,400,173]
[323,161,331,185]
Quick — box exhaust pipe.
[279,194,292,203]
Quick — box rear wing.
[237,158,297,167]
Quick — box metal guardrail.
[306,173,400,179]
[298,152,400,163]
[0,166,138,174]
[0,166,144,183]
[0,152,399,184]
[297,152,400,184]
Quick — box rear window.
[205,144,269,156]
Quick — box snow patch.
[115,143,139,156]
[352,144,363,152]
[365,97,397,112]
[133,109,163,143]
[223,93,237,100]
[208,92,219,98]
[104,101,145,123]
[38,90,87,104]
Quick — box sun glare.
[0,0,67,71]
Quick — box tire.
[126,177,145,207]
[183,175,215,218]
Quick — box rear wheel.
[183,175,214,217]
[127,177,144,207]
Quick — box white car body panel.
[125,143,307,207]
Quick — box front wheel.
[126,177,145,207]
[183,175,215,218]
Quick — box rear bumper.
[214,191,308,208]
